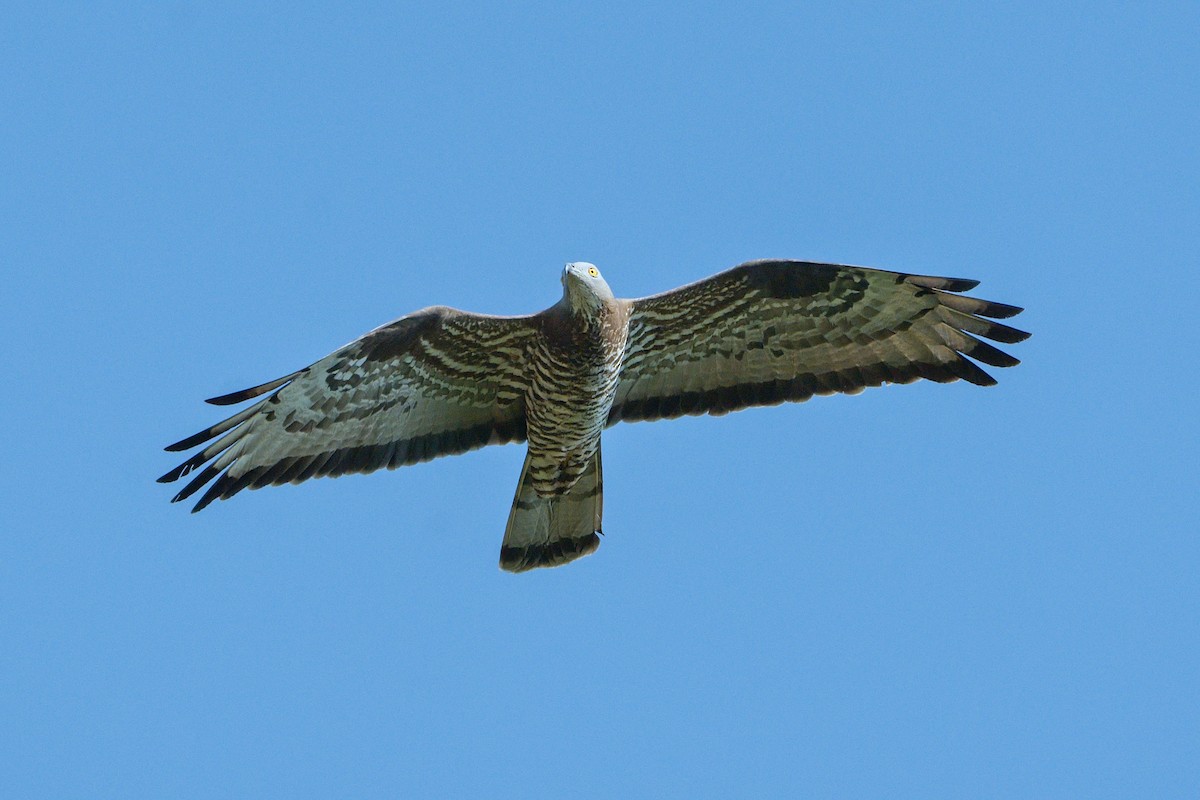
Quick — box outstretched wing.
[160,307,537,511]
[608,259,1028,424]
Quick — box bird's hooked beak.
[561,263,590,299]
[561,262,582,288]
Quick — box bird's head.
[561,262,615,317]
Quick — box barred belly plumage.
[523,321,625,496]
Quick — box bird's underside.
[160,259,1029,572]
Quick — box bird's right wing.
[159,307,537,511]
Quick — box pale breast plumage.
[160,259,1028,572]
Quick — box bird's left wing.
[608,259,1029,425]
[159,307,537,511]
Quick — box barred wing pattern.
[609,260,1028,424]
[159,307,537,511]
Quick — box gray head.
[561,262,615,316]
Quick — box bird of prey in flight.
[160,260,1028,572]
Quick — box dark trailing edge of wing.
[608,273,1029,426]
[609,360,967,425]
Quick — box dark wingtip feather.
[1007,326,1032,342]
[936,291,1025,320]
[943,278,981,292]
[977,301,1023,319]
[916,363,959,384]
[165,428,213,452]
[980,321,1031,344]
[191,472,234,512]
[963,335,1021,368]
[937,306,1030,345]
[158,453,205,484]
[206,392,240,406]
[190,495,217,513]
[947,356,998,387]
[165,401,262,453]
[205,372,299,406]
[206,388,259,406]
[906,274,980,292]
[171,465,221,505]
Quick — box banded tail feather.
[499,445,604,572]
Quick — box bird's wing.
[160,306,537,511]
[609,259,1028,424]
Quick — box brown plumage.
[160,260,1029,572]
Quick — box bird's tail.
[499,446,603,573]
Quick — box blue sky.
[3,2,1197,797]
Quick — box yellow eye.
[587,266,599,277]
